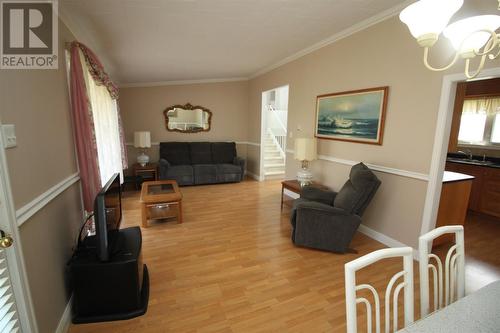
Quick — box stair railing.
[267,105,287,158]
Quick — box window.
[82,61,123,186]
[458,97,500,146]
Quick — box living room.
[0,0,500,332]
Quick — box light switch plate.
[1,124,17,148]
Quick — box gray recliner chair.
[290,162,381,253]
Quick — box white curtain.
[459,98,500,143]
[80,50,123,186]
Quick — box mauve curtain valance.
[70,41,119,99]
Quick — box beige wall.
[0,20,82,333]
[119,81,249,168]
[246,1,498,248]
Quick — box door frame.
[420,67,500,235]
[0,121,38,332]
[259,85,290,181]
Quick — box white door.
[0,126,36,333]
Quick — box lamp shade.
[294,138,317,161]
[443,15,500,55]
[134,131,151,148]
[400,0,463,41]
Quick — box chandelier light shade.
[400,0,500,79]
[399,0,464,47]
[443,15,500,56]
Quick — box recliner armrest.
[295,200,347,215]
[294,202,362,253]
[301,186,337,206]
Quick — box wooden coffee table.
[140,180,183,227]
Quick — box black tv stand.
[70,226,149,323]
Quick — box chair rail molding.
[284,150,429,181]
[15,173,80,227]
[125,141,260,147]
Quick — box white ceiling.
[60,0,410,85]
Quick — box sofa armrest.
[233,156,245,179]
[158,158,171,179]
[301,186,337,205]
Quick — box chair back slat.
[345,247,414,333]
[418,225,465,318]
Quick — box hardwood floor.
[462,212,500,294]
[68,179,500,332]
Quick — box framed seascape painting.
[315,86,389,145]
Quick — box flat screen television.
[93,173,122,261]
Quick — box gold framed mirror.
[163,103,212,133]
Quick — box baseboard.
[245,171,262,181]
[358,224,419,260]
[55,295,72,333]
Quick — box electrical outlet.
[1,124,17,148]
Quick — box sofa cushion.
[216,164,242,183]
[193,164,217,184]
[160,142,191,165]
[190,142,212,164]
[212,142,236,164]
[216,163,241,174]
[165,165,193,186]
[334,163,380,215]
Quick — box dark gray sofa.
[290,162,381,253]
[158,142,245,186]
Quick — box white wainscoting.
[15,173,80,227]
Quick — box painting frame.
[314,86,389,145]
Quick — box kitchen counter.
[447,153,500,169]
[443,171,474,183]
[435,171,474,246]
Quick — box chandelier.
[399,0,500,79]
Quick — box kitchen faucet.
[457,149,473,160]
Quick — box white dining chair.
[345,247,414,333]
[418,225,465,318]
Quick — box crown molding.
[119,77,249,88]
[249,0,414,79]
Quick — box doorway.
[0,124,37,332]
[260,85,289,180]
[423,70,500,293]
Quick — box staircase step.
[264,157,285,163]
[264,170,285,176]
[264,163,285,168]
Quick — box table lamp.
[294,138,317,187]
[134,131,151,166]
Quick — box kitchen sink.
[446,157,496,166]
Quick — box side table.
[281,179,330,210]
[134,163,158,183]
